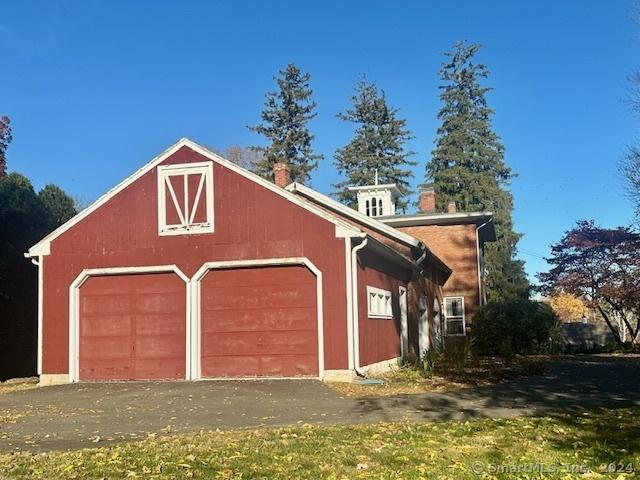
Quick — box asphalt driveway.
[1,355,639,453]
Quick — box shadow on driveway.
[0,355,638,452]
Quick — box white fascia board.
[286,183,420,249]
[380,212,494,227]
[27,138,361,257]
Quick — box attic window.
[157,162,214,236]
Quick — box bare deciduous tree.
[210,145,263,171]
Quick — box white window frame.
[367,286,393,319]
[157,162,214,236]
[444,296,466,336]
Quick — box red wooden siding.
[200,265,318,377]
[79,272,185,380]
[42,145,348,375]
[357,250,410,367]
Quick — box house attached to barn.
[26,138,454,386]
[381,186,496,336]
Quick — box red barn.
[26,138,450,385]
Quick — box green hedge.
[471,299,559,356]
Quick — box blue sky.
[2,1,638,281]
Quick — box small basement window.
[367,286,393,318]
[444,296,465,336]
[157,162,214,235]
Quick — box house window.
[371,197,378,217]
[367,286,393,318]
[157,162,214,235]
[444,297,465,336]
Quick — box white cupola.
[348,173,401,218]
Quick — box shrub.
[421,349,441,377]
[471,299,559,356]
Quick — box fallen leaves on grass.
[0,407,638,479]
[328,357,547,397]
[0,380,38,395]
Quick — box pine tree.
[0,116,13,177]
[248,63,322,184]
[333,79,416,210]
[426,41,529,300]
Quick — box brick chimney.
[447,201,457,213]
[419,186,436,213]
[273,162,292,188]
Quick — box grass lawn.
[1,407,638,479]
[328,356,547,397]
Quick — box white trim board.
[27,138,361,257]
[36,255,43,375]
[190,258,325,380]
[286,182,421,249]
[399,286,408,358]
[68,265,191,383]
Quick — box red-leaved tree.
[538,220,640,346]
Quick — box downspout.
[415,242,427,273]
[475,220,492,306]
[350,236,368,377]
[25,254,43,376]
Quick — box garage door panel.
[81,295,131,316]
[81,359,133,380]
[203,283,316,310]
[202,329,317,356]
[200,265,318,377]
[135,314,186,336]
[81,315,133,336]
[134,336,185,358]
[201,307,314,333]
[136,292,185,314]
[134,359,184,380]
[203,354,318,377]
[204,266,313,287]
[79,272,186,381]
[80,336,132,359]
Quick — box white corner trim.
[68,265,190,383]
[344,238,354,371]
[190,257,325,380]
[37,255,43,375]
[286,182,420,249]
[399,286,408,358]
[28,138,360,257]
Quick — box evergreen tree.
[0,116,13,177]
[333,79,416,210]
[426,41,529,300]
[248,63,322,184]
[39,184,77,228]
